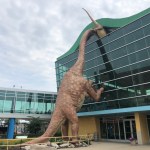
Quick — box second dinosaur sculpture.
[25,9,106,145]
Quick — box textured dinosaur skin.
[25,10,105,145]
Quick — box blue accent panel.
[77,106,150,117]
[7,118,15,139]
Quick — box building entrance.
[100,116,137,141]
[123,120,136,140]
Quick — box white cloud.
[0,0,149,92]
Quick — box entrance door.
[123,120,136,140]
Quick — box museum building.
[55,8,150,144]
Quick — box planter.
[130,140,137,145]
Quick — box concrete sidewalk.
[67,142,150,150]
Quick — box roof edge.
[57,8,150,61]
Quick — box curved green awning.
[57,8,150,60]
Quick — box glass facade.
[55,13,150,113]
[0,88,57,115]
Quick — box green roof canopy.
[57,8,150,60]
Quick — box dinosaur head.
[83,8,106,38]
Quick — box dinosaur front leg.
[86,80,104,101]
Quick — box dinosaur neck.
[70,29,94,75]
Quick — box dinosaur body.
[25,10,105,145]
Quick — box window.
[141,14,150,26]
[111,56,129,69]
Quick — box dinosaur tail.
[24,109,65,144]
[42,109,65,138]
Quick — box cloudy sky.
[0,0,149,92]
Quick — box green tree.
[26,117,42,137]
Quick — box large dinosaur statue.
[25,9,106,145]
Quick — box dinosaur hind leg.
[61,119,69,140]
[64,106,79,139]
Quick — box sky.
[0,0,149,92]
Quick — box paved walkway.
[67,142,150,150]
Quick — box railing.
[0,134,94,150]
